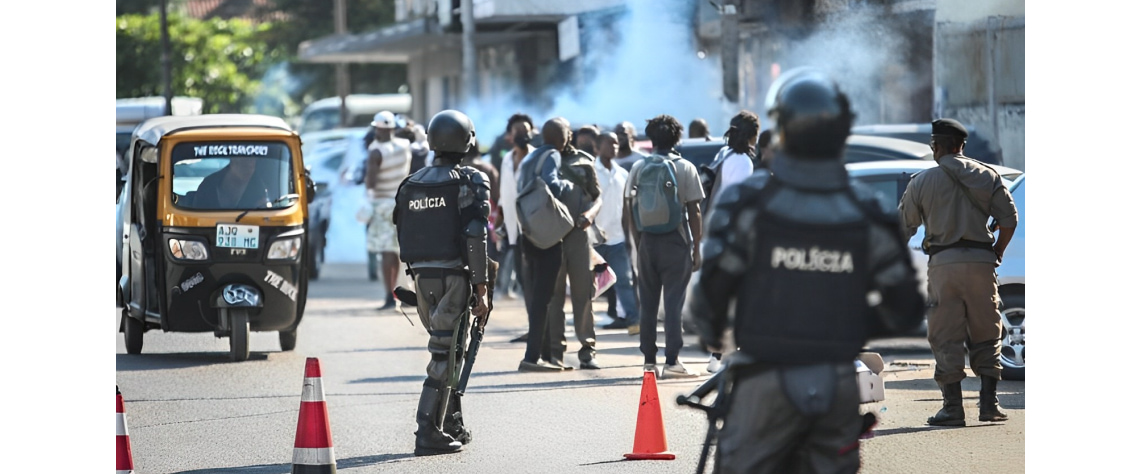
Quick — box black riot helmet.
[765,68,855,160]
[427,110,476,155]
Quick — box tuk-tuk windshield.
[171,141,297,210]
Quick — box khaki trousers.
[926,262,1003,385]
[542,227,597,362]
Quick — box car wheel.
[279,328,298,352]
[998,288,1025,381]
[124,310,144,355]
[229,309,250,362]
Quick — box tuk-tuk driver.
[195,158,273,209]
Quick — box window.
[171,141,297,211]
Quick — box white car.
[847,160,1025,380]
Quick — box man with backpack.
[624,115,706,378]
[515,117,581,372]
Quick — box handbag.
[515,149,575,249]
[590,247,617,298]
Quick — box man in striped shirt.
[366,111,413,310]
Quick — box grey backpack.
[515,149,575,249]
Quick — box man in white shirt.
[593,132,640,335]
[496,113,534,301]
[366,110,413,310]
[613,121,648,170]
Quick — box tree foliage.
[117,13,288,114]
[116,1,407,117]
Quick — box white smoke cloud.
[461,0,734,144]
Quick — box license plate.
[216,224,259,249]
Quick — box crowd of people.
[359,105,775,376]
[377,66,1018,470]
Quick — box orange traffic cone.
[117,386,134,474]
[624,370,676,460]
[292,358,337,474]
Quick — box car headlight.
[267,236,301,260]
[169,239,209,260]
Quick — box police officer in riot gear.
[688,68,925,473]
[393,109,491,456]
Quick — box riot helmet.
[764,68,855,160]
[427,110,476,155]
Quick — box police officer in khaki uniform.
[898,118,1019,426]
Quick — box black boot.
[926,381,966,427]
[979,376,1009,422]
[414,386,463,456]
[443,393,472,444]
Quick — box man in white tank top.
[366,110,413,310]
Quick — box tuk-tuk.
[118,114,315,361]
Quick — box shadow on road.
[870,423,1004,438]
[171,453,416,474]
[116,352,275,371]
[885,377,1025,409]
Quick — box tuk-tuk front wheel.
[123,310,144,355]
[227,309,250,362]
[279,328,297,352]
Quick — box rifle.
[458,258,497,395]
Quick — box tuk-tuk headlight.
[267,236,301,260]
[169,239,209,260]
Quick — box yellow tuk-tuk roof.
[132,114,293,147]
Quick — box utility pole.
[334,0,349,127]
[160,0,173,115]
[461,0,477,105]
[721,0,740,104]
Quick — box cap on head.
[371,111,397,129]
[764,67,854,160]
[932,118,968,139]
[426,110,476,154]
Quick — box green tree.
[117,12,287,114]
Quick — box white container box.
[856,352,886,403]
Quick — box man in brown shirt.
[899,118,1018,427]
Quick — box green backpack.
[630,154,684,234]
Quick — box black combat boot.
[978,376,1009,422]
[414,386,463,456]
[443,393,472,444]
[926,381,966,427]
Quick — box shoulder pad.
[737,169,773,194]
[460,167,491,188]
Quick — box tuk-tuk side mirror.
[140,146,159,164]
[305,173,317,204]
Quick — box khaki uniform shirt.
[899,153,1018,267]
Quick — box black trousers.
[520,238,564,363]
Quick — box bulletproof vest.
[394,165,470,263]
[733,178,873,364]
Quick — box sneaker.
[706,354,723,374]
[642,364,657,375]
[627,324,641,336]
[662,362,699,379]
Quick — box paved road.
[116,263,1023,473]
